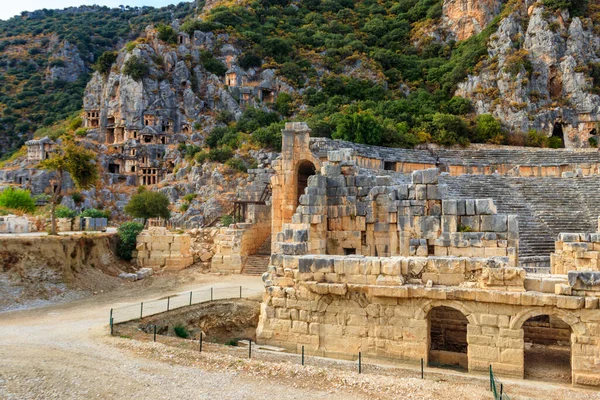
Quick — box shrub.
[94,51,118,75]
[252,122,284,150]
[74,127,88,137]
[180,203,189,212]
[123,55,149,81]
[55,206,77,218]
[238,53,262,69]
[208,146,234,163]
[225,158,247,172]
[548,136,563,149]
[474,114,504,144]
[0,187,36,213]
[525,129,548,147]
[116,221,144,261]
[195,151,209,164]
[221,214,233,227]
[183,193,196,202]
[174,325,190,338]
[589,136,598,147]
[157,24,178,44]
[225,339,239,346]
[332,111,384,145]
[71,192,84,203]
[80,208,110,219]
[200,51,227,76]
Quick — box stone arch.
[509,308,586,336]
[296,160,316,206]
[426,303,471,370]
[418,300,478,327]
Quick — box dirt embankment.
[122,298,261,343]
[0,234,131,311]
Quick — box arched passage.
[551,121,565,147]
[296,160,316,206]
[522,314,572,383]
[428,306,469,371]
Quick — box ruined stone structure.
[136,227,193,271]
[257,123,600,388]
[25,136,56,161]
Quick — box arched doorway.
[428,306,469,371]
[523,315,572,383]
[296,160,316,206]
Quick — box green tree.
[40,141,99,235]
[116,221,144,261]
[332,111,384,145]
[124,189,171,225]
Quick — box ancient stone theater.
[256,122,600,387]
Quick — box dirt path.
[0,272,598,400]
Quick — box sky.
[0,0,186,21]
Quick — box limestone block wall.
[136,227,193,271]
[0,215,30,233]
[257,254,600,387]
[552,232,600,274]
[211,210,271,274]
[275,147,518,266]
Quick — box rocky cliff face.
[443,0,503,41]
[456,4,600,147]
[45,36,87,83]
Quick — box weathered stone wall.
[273,144,518,266]
[552,232,600,274]
[211,206,271,273]
[136,227,193,271]
[257,254,600,386]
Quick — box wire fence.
[490,365,511,400]
[109,286,263,325]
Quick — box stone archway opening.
[551,121,565,147]
[296,160,316,206]
[428,306,469,371]
[523,315,572,383]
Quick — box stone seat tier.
[310,137,600,167]
[443,175,600,259]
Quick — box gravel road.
[0,272,598,400]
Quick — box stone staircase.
[443,175,600,262]
[243,238,271,276]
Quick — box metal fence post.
[153,325,157,342]
[110,317,113,335]
[199,332,203,352]
[140,302,144,319]
[210,287,213,301]
[358,352,362,374]
[110,308,113,324]
[239,286,242,298]
[421,358,424,379]
[500,383,503,398]
[302,345,305,366]
[489,365,493,392]
[189,291,193,306]
[167,296,170,311]
[249,339,252,359]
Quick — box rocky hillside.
[3,0,600,225]
[0,3,194,156]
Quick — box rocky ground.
[1,272,599,400]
